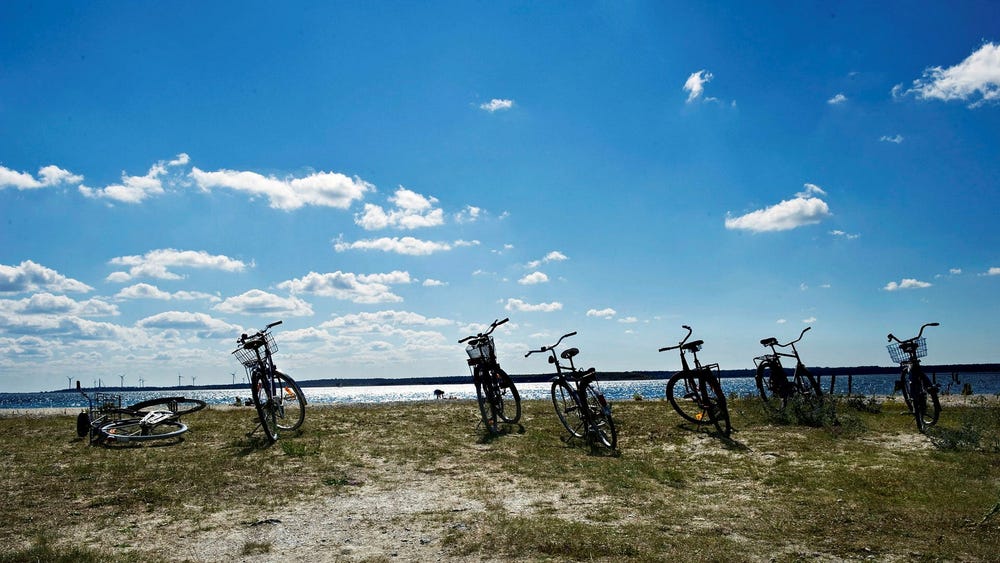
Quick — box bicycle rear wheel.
[666,371,711,425]
[910,371,941,432]
[699,375,731,437]
[252,373,280,442]
[551,380,586,438]
[272,371,306,432]
[128,397,207,417]
[581,382,617,449]
[100,419,188,443]
[755,361,791,411]
[473,367,498,434]
[493,368,521,424]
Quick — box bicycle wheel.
[910,371,941,432]
[551,379,586,438]
[699,375,732,437]
[581,382,617,449]
[898,371,915,413]
[128,397,207,417]
[795,368,823,399]
[100,418,188,443]
[493,368,521,424]
[272,371,306,432]
[755,361,791,411]
[666,371,711,424]
[252,373,280,442]
[473,367,498,434]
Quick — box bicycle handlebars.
[458,317,509,344]
[525,331,576,357]
[239,320,283,345]
[764,326,811,349]
[658,325,694,352]
[887,322,939,344]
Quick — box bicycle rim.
[755,362,789,411]
[700,377,732,437]
[912,373,941,431]
[494,369,521,424]
[474,368,498,434]
[666,371,710,425]
[252,377,279,442]
[582,383,617,449]
[100,418,188,443]
[551,380,586,438]
[273,371,306,432]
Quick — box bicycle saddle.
[760,337,778,347]
[560,347,579,360]
[681,340,703,351]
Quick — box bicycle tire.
[127,396,207,417]
[755,361,791,411]
[910,370,941,432]
[551,379,586,438]
[473,366,499,434]
[272,371,306,432]
[252,373,280,442]
[699,375,732,437]
[581,382,617,449]
[493,368,521,424]
[899,371,915,413]
[100,418,188,443]
[666,371,711,424]
[795,368,823,399]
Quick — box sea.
[2,372,998,411]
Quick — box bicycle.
[233,320,307,442]
[525,331,617,450]
[753,326,823,411]
[458,317,521,434]
[887,322,941,432]
[659,326,731,437]
[75,382,206,445]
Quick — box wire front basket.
[887,337,926,363]
[233,332,277,368]
[466,336,495,364]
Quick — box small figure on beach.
[433,389,445,400]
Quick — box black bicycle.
[659,326,731,437]
[233,320,307,442]
[887,322,941,432]
[459,317,521,434]
[753,326,823,411]
[526,331,617,450]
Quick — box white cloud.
[726,183,832,233]
[167,153,190,166]
[776,319,787,324]
[802,317,816,323]
[455,205,481,223]
[422,279,447,287]
[114,283,219,302]
[107,249,248,282]
[136,311,240,337]
[0,260,93,294]
[895,42,1000,108]
[950,268,962,275]
[213,290,313,317]
[684,70,713,102]
[190,167,372,210]
[0,293,118,317]
[480,99,514,112]
[618,316,638,324]
[526,251,568,269]
[884,278,932,291]
[0,165,83,190]
[880,134,904,144]
[334,236,477,256]
[354,187,444,230]
[278,271,410,304]
[830,229,860,240]
[827,93,847,104]
[586,308,616,319]
[518,271,549,285]
[983,267,1000,276]
[323,310,453,330]
[79,158,174,203]
[504,298,562,313]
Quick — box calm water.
[2,373,997,411]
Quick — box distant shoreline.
[34,363,1000,394]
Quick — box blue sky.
[2,2,998,392]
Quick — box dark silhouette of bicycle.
[234,320,307,443]
[753,326,823,411]
[526,331,617,450]
[75,382,205,446]
[459,317,521,434]
[659,326,731,437]
[887,322,941,432]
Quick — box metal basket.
[233,332,277,368]
[465,336,495,364]
[93,393,122,415]
[887,337,926,363]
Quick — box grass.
[0,396,998,561]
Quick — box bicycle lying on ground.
[75,382,206,445]
[526,331,617,450]
[887,322,941,432]
[459,317,521,434]
[753,326,823,411]
[233,320,307,442]
[659,326,731,437]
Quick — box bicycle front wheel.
[493,368,521,424]
[581,383,617,449]
[252,374,280,442]
[473,367,498,434]
[666,371,711,424]
[755,361,791,411]
[700,376,732,437]
[100,419,188,443]
[911,371,941,432]
[272,371,306,432]
[795,368,823,400]
[551,380,586,438]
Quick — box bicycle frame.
[754,327,818,391]
[887,322,941,431]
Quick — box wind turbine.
[119,373,125,389]
[138,378,145,388]
[232,372,237,385]
[191,375,197,387]
[66,376,72,390]
[177,374,182,388]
